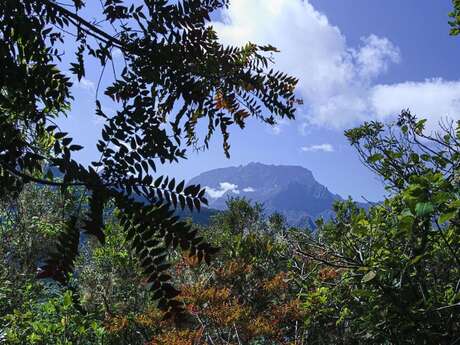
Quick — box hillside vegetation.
[1,114,459,344]
[0,0,459,344]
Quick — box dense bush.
[1,114,459,343]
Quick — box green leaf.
[176,180,185,193]
[449,200,460,208]
[439,211,457,224]
[362,271,376,283]
[367,154,384,163]
[409,255,424,265]
[69,145,83,151]
[420,154,431,161]
[415,202,434,217]
[63,291,72,308]
[415,119,427,134]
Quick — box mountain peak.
[189,162,316,190]
[246,161,312,171]
[188,162,340,226]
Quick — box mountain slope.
[188,162,343,227]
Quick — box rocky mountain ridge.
[188,162,344,227]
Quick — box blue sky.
[59,0,460,202]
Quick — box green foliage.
[3,285,105,345]
[0,0,298,317]
[311,197,459,343]
[1,128,459,344]
[1,3,460,343]
[0,184,79,317]
[209,197,265,236]
[0,193,311,344]
[345,111,460,191]
[156,198,310,344]
[298,114,460,343]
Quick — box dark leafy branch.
[0,0,299,318]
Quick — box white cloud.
[370,78,460,126]
[270,118,290,135]
[74,77,96,93]
[272,126,282,135]
[242,187,256,192]
[213,0,459,129]
[205,182,240,199]
[301,144,335,152]
[354,35,400,80]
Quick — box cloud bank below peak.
[212,0,460,129]
[205,182,256,199]
[206,182,239,199]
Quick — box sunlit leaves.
[346,111,460,192]
[312,114,460,342]
[361,270,376,283]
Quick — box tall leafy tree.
[0,0,298,318]
[293,113,460,343]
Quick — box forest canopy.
[0,0,459,344]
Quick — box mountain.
[45,163,347,227]
[188,162,344,227]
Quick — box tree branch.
[38,0,127,51]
